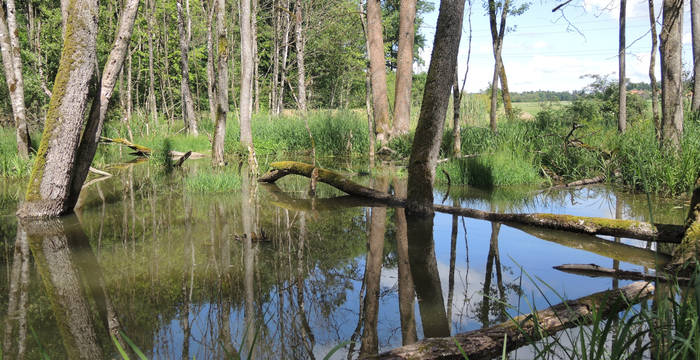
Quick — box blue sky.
[416,0,694,92]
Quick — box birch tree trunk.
[177,0,198,135]
[649,0,662,142]
[295,0,307,112]
[366,0,391,145]
[406,0,465,215]
[67,0,140,210]
[660,0,684,149]
[393,0,417,137]
[619,0,627,133]
[692,0,700,111]
[212,0,228,166]
[0,0,31,158]
[240,0,257,167]
[18,0,98,218]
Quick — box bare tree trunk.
[489,61,500,132]
[295,0,307,112]
[240,0,257,168]
[693,0,700,111]
[488,0,510,130]
[0,0,31,158]
[619,0,627,133]
[18,0,98,218]
[147,0,158,125]
[272,0,280,114]
[204,0,216,126]
[359,2,376,166]
[278,0,292,114]
[406,0,465,215]
[393,0,417,137]
[499,63,513,119]
[452,70,461,156]
[660,0,684,149]
[67,0,140,210]
[394,180,417,345]
[252,0,260,113]
[177,0,198,135]
[366,0,391,145]
[212,0,228,166]
[649,0,662,142]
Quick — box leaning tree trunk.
[177,0,198,135]
[660,0,684,149]
[0,0,31,158]
[366,0,391,145]
[239,0,257,168]
[212,0,228,166]
[406,0,465,215]
[67,0,140,210]
[294,0,307,112]
[18,0,98,218]
[619,0,627,133]
[692,0,700,111]
[393,0,417,137]
[649,0,662,142]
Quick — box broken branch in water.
[258,161,685,243]
[379,281,653,359]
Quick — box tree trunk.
[489,60,500,132]
[271,0,280,114]
[649,0,661,142]
[394,180,417,345]
[452,70,461,156]
[67,0,140,210]
[0,0,31,158]
[212,0,228,166]
[499,63,513,119]
[669,177,700,271]
[366,0,391,145]
[252,0,260,113]
[619,0,627,133]
[488,0,510,130]
[692,0,700,111]
[177,0,198,135]
[18,0,98,218]
[204,0,216,127]
[147,0,158,125]
[660,0,684,149]
[240,0,257,167]
[406,0,465,215]
[278,0,292,114]
[393,0,417,137]
[295,0,307,112]
[379,281,654,359]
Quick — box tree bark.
[18,0,98,218]
[204,0,216,127]
[406,0,465,215]
[669,177,700,271]
[0,0,31,158]
[488,0,510,131]
[379,281,654,359]
[177,0,198,135]
[619,0,627,133]
[499,63,513,119]
[240,0,257,166]
[366,0,391,145]
[393,0,417,137]
[452,70,461,156]
[295,0,307,112]
[67,0,140,211]
[212,0,228,166]
[146,0,158,125]
[660,0,684,149]
[277,0,292,114]
[649,0,662,142]
[252,0,260,113]
[692,0,700,111]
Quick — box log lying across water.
[553,263,688,283]
[378,281,654,360]
[258,161,684,243]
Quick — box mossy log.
[258,161,684,243]
[378,281,653,360]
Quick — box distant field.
[513,101,570,117]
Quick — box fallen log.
[258,161,685,243]
[554,263,688,283]
[173,151,192,167]
[378,281,653,359]
[99,136,207,160]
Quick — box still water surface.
[0,161,687,359]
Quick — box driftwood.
[379,281,653,359]
[554,263,689,284]
[258,162,685,243]
[173,151,192,167]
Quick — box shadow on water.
[0,162,690,359]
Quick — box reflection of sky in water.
[149,186,673,359]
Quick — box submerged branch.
[258,161,685,243]
[379,281,654,359]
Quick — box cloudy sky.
[417,0,694,92]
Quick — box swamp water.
[0,161,688,359]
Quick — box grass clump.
[437,147,541,187]
[0,127,33,178]
[185,167,241,193]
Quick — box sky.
[416,0,694,92]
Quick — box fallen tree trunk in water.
[99,136,206,160]
[378,281,653,360]
[554,263,688,283]
[258,161,684,243]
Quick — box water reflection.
[0,165,688,359]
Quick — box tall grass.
[0,127,32,178]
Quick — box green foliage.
[437,147,541,188]
[185,166,242,193]
[0,128,33,178]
